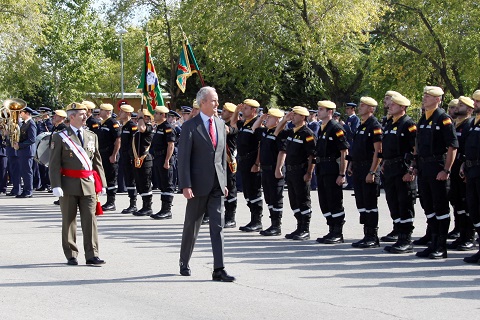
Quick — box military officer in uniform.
[132,109,154,216]
[348,97,382,248]
[150,105,176,220]
[462,90,480,263]
[252,108,286,236]
[36,107,54,192]
[275,106,317,240]
[117,104,138,214]
[221,102,239,228]
[315,100,349,244]
[84,101,100,134]
[14,106,37,198]
[414,86,458,259]
[231,99,264,232]
[0,130,7,194]
[447,96,475,251]
[342,102,360,190]
[381,94,417,254]
[97,103,121,211]
[49,102,107,265]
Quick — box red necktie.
[209,118,216,148]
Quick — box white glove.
[101,188,106,196]
[52,187,64,197]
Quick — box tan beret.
[385,90,400,97]
[423,86,444,97]
[292,106,309,116]
[223,102,237,113]
[317,100,336,109]
[458,96,474,109]
[99,103,114,111]
[391,94,411,107]
[448,99,459,107]
[268,108,284,118]
[192,99,199,109]
[54,109,67,118]
[154,105,169,114]
[243,99,260,108]
[66,102,87,111]
[139,108,153,118]
[472,90,480,100]
[360,97,378,107]
[120,104,134,113]
[81,101,96,110]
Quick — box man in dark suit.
[49,102,107,266]
[178,86,235,282]
[14,106,37,198]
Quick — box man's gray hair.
[66,109,80,118]
[196,86,216,106]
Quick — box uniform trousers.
[261,168,284,215]
[383,172,415,233]
[417,171,450,231]
[316,173,345,225]
[239,168,263,216]
[352,163,379,227]
[19,156,34,195]
[153,156,174,201]
[100,152,118,196]
[121,153,136,198]
[466,175,480,228]
[60,194,99,260]
[225,167,237,215]
[0,156,7,192]
[134,157,152,196]
[286,167,311,216]
[7,155,20,194]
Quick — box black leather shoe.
[36,187,47,192]
[121,206,137,214]
[201,217,210,225]
[67,257,78,265]
[464,251,480,263]
[5,192,17,196]
[101,203,116,211]
[447,229,460,239]
[323,234,344,244]
[133,208,153,216]
[240,222,262,232]
[16,194,32,198]
[415,247,433,258]
[224,220,236,228]
[180,262,191,276]
[239,222,253,231]
[285,229,300,239]
[457,241,475,251]
[151,211,172,220]
[380,231,398,243]
[292,231,310,241]
[86,257,106,265]
[53,200,60,205]
[212,269,235,282]
[412,235,430,246]
[260,226,281,236]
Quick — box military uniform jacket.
[279,125,316,167]
[350,116,382,163]
[255,127,286,167]
[226,121,238,155]
[382,115,416,178]
[464,119,480,179]
[151,121,175,158]
[237,116,260,170]
[316,119,349,176]
[86,116,100,134]
[416,108,458,176]
[98,117,121,154]
[344,114,360,143]
[37,118,53,133]
[120,120,138,158]
[49,127,107,196]
[18,119,37,158]
[48,123,68,147]
[133,123,153,159]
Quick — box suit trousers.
[60,194,99,260]
[19,156,33,195]
[7,155,20,194]
[180,178,225,269]
[0,156,7,192]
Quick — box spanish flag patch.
[335,130,344,137]
[92,124,99,128]
[306,136,314,142]
[113,123,119,129]
[373,128,382,135]
[132,126,138,131]
[165,128,172,133]
[442,118,452,126]
[408,125,417,132]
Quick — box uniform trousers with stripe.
[121,152,136,198]
[261,168,284,217]
[352,163,379,227]
[316,173,345,225]
[100,151,118,196]
[153,155,174,202]
[134,156,152,196]
[286,168,311,216]
[383,173,415,233]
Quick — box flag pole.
[180,28,205,87]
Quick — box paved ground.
[0,188,479,319]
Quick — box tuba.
[2,98,26,144]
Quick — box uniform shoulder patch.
[335,130,344,137]
[113,123,120,129]
[131,126,138,131]
[165,128,172,133]
[408,125,417,132]
[442,118,452,126]
[306,135,314,142]
[92,123,99,128]
[373,128,382,135]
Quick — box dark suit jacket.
[17,119,37,157]
[178,114,226,197]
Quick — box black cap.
[168,110,181,118]
[345,102,357,108]
[333,111,341,117]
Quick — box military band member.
[49,102,107,265]
[445,96,475,251]
[97,103,121,211]
[117,104,138,214]
[252,108,286,236]
[132,109,154,216]
[381,94,417,254]
[83,101,100,134]
[36,107,54,192]
[414,86,458,259]
[342,102,360,190]
[221,102,239,228]
[150,105,176,220]
[348,97,382,248]
[275,106,316,240]
[315,100,349,244]
[0,131,7,194]
[231,99,264,232]
[462,89,480,263]
[14,106,37,198]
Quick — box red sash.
[60,168,104,216]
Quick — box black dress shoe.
[16,194,32,198]
[240,222,262,232]
[67,257,78,265]
[180,262,191,276]
[212,269,235,282]
[53,200,60,205]
[36,186,47,192]
[101,203,116,211]
[224,220,236,228]
[6,192,18,196]
[151,211,172,220]
[86,257,106,265]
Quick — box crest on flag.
[137,36,164,114]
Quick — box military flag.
[176,36,204,93]
[137,37,164,113]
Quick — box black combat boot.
[260,209,282,236]
[429,219,450,259]
[316,223,333,243]
[285,213,302,239]
[323,221,345,244]
[415,234,437,258]
[133,195,153,216]
[413,224,432,246]
[101,194,116,211]
[352,226,368,248]
[239,211,263,232]
[463,227,480,263]
[121,197,137,214]
[224,201,236,228]
[151,200,173,220]
[357,227,380,248]
[389,233,414,254]
[293,215,310,240]
[380,223,399,242]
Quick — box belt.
[383,157,404,166]
[316,157,337,163]
[261,165,273,170]
[154,150,166,156]
[286,163,307,171]
[465,160,480,168]
[419,154,445,162]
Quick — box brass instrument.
[1,98,26,144]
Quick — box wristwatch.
[443,169,451,174]
[368,171,376,176]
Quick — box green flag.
[176,39,201,93]
[137,37,164,113]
